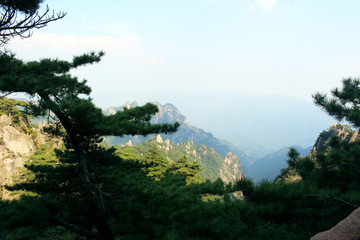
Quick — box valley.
[104,100,336,181]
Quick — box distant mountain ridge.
[246,145,312,182]
[104,102,253,166]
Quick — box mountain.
[246,145,312,182]
[120,135,242,182]
[104,102,253,166]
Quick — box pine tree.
[0,51,179,239]
[286,147,300,168]
[170,155,203,184]
[145,143,169,180]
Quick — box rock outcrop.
[311,207,360,240]
[220,152,242,184]
[0,111,54,199]
[0,115,37,198]
[312,124,359,153]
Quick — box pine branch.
[338,161,360,174]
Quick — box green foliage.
[144,143,169,180]
[2,135,358,239]
[313,78,360,128]
[276,167,300,183]
[0,140,229,239]
[120,139,225,181]
[0,97,27,118]
[0,97,40,143]
[169,155,203,184]
[0,50,179,239]
[115,143,203,184]
[0,51,179,142]
[276,147,303,183]
[0,97,30,127]
[293,137,360,192]
[287,147,300,168]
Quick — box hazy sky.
[6,0,360,108]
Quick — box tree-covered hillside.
[116,135,242,182]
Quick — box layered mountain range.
[105,102,253,165]
[104,101,330,180]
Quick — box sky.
[5,0,360,108]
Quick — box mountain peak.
[151,102,187,125]
[154,134,163,143]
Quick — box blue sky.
[6,0,360,108]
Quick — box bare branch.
[339,161,360,174]
[0,4,66,46]
[304,194,359,209]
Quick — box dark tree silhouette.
[0,0,66,45]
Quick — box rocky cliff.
[0,114,35,187]
[0,98,54,199]
[220,152,242,184]
[312,124,359,154]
